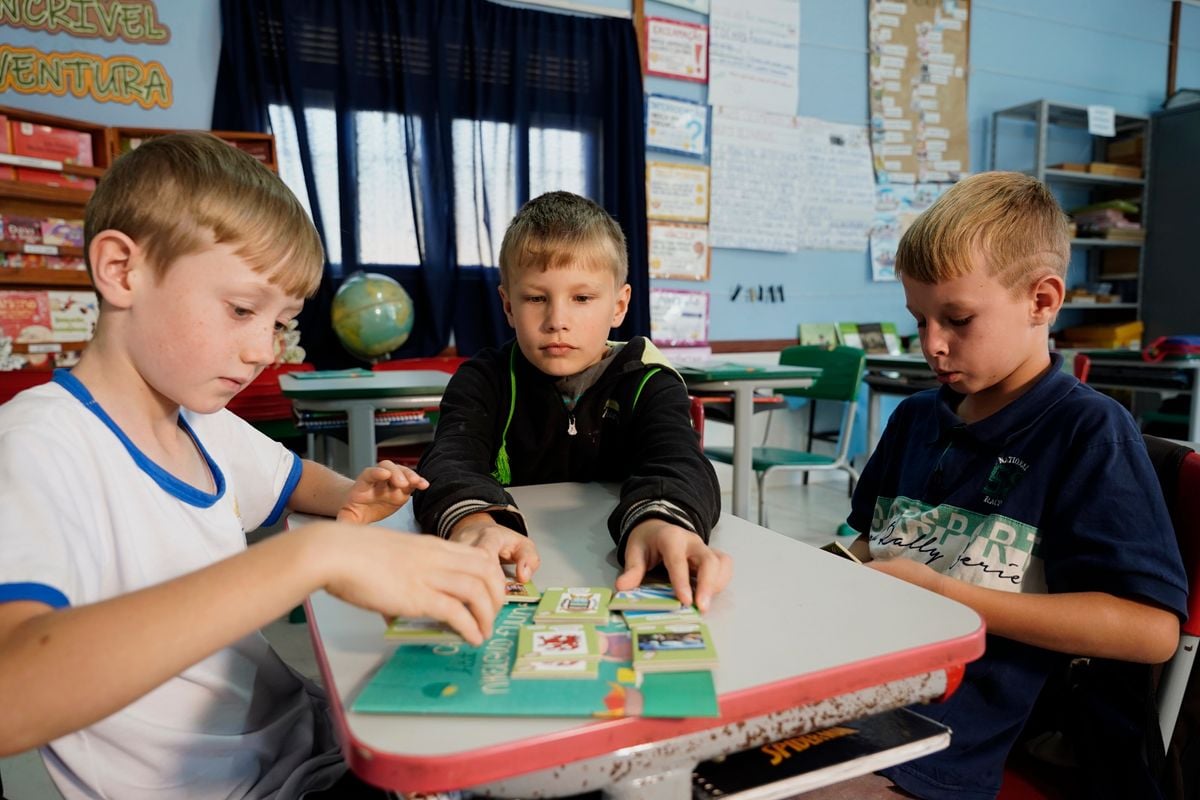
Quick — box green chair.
[704,345,866,527]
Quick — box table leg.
[346,403,378,477]
[730,385,753,520]
[867,387,882,455]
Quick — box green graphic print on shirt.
[869,496,1046,593]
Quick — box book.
[837,322,901,355]
[515,623,602,663]
[533,587,612,624]
[691,708,951,799]
[609,583,683,612]
[797,323,839,348]
[383,616,463,644]
[631,621,718,673]
[353,604,720,718]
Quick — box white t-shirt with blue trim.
[0,371,343,799]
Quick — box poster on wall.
[709,106,802,252]
[646,96,709,158]
[793,118,876,251]
[645,17,709,83]
[868,0,969,183]
[647,161,710,223]
[648,221,710,280]
[650,288,710,347]
[869,182,948,281]
[708,0,800,115]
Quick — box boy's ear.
[88,230,142,309]
[1029,273,1065,326]
[497,284,516,328]
[611,283,631,328]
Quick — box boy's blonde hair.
[498,191,628,288]
[896,171,1070,291]
[84,132,324,298]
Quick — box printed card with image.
[516,624,601,663]
[609,582,683,612]
[632,621,718,673]
[505,577,541,603]
[510,658,600,681]
[623,606,701,626]
[534,587,612,624]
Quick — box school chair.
[998,436,1200,800]
[1072,352,1091,384]
[688,395,706,448]
[704,345,866,527]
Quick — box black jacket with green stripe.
[412,336,721,557]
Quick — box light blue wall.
[643,0,1200,342]
[0,0,220,128]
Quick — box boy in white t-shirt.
[0,133,505,799]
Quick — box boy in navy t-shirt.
[823,172,1188,800]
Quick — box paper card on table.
[642,671,719,718]
[623,606,701,626]
[534,587,612,624]
[384,617,463,644]
[511,658,601,681]
[516,624,602,662]
[353,605,719,717]
[632,621,718,673]
[610,583,683,612]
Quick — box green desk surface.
[677,363,822,382]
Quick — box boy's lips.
[541,343,575,355]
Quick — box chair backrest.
[1073,352,1091,383]
[777,345,866,402]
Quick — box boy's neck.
[956,351,1054,424]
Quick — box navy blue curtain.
[214,0,648,366]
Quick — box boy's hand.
[448,512,541,582]
[316,523,505,646]
[867,557,944,594]
[616,519,732,613]
[337,461,430,524]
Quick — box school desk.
[678,362,822,520]
[278,370,449,476]
[296,482,985,798]
[862,353,939,453]
[1080,350,1200,442]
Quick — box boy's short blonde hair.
[896,171,1070,291]
[84,132,324,298]
[498,191,628,288]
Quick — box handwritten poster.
[650,288,710,347]
[709,106,802,252]
[649,221,710,281]
[646,96,709,158]
[708,0,800,115]
[869,182,949,281]
[794,118,876,251]
[645,17,709,83]
[647,161,710,223]
[868,0,969,183]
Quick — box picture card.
[610,583,684,612]
[533,587,612,624]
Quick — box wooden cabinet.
[111,126,278,172]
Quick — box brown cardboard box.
[1087,162,1142,179]
[1100,248,1140,278]
[1105,134,1144,166]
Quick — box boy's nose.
[543,302,569,331]
[923,326,949,357]
[241,329,277,366]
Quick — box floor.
[0,474,855,800]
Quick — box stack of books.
[293,408,430,431]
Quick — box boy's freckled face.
[901,265,1048,401]
[500,261,631,377]
[130,243,303,413]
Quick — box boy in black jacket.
[414,191,730,610]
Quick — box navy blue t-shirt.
[848,354,1188,800]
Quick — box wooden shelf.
[0,240,83,258]
[1061,302,1138,310]
[1043,168,1144,187]
[10,340,88,354]
[0,267,93,287]
[0,178,92,206]
[1070,238,1142,248]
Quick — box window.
[272,105,591,273]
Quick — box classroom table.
[1081,351,1200,442]
[678,362,822,520]
[278,370,449,476]
[297,482,985,798]
[862,354,938,454]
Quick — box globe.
[330,271,414,362]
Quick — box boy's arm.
[0,522,504,756]
[869,557,1180,663]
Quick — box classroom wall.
[643,0,1200,342]
[1,0,1197,343]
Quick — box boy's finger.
[615,545,647,591]
[427,594,486,646]
[692,550,727,613]
[662,553,694,608]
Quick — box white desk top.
[299,483,983,793]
